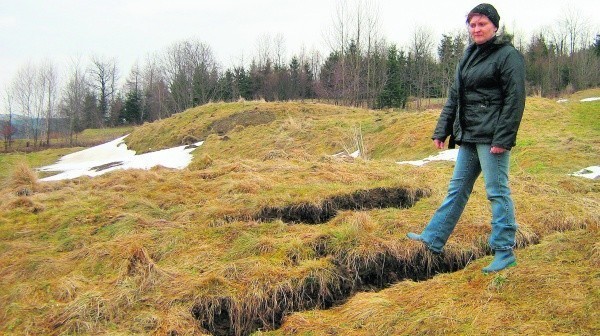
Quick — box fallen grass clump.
[0,96,598,335]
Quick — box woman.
[407,3,526,273]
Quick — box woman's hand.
[490,146,506,154]
[433,139,445,149]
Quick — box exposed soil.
[197,110,277,140]
[255,187,431,224]
[90,161,124,172]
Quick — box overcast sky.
[1,0,598,94]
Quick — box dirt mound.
[199,110,276,140]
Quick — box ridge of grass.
[0,94,598,335]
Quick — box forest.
[1,3,599,150]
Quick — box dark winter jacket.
[432,36,526,150]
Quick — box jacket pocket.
[463,104,499,139]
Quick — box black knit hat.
[467,3,500,28]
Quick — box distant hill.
[0,114,69,139]
[0,113,27,138]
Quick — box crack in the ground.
[191,248,485,336]
[255,187,431,224]
[190,187,543,336]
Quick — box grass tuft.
[5,161,39,195]
[3,196,46,213]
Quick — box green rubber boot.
[483,249,517,273]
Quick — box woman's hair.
[466,12,484,24]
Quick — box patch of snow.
[570,166,600,180]
[397,149,458,166]
[580,97,600,102]
[557,98,568,103]
[333,150,361,159]
[39,135,203,181]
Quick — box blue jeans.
[420,143,517,253]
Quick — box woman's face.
[468,14,497,45]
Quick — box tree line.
[2,1,599,150]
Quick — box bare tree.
[161,39,220,112]
[561,7,590,56]
[572,47,600,90]
[327,0,351,56]
[256,34,274,70]
[188,41,220,106]
[325,0,351,103]
[31,66,47,146]
[344,0,368,105]
[2,88,16,150]
[12,64,36,144]
[10,62,58,147]
[61,59,89,144]
[322,0,384,107]
[39,61,58,146]
[273,33,286,69]
[409,25,436,109]
[363,0,382,107]
[89,56,119,127]
[142,53,170,120]
[538,8,594,91]
[162,41,190,112]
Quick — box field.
[1,90,598,335]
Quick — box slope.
[0,94,598,336]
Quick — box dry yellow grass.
[0,95,598,335]
[4,161,39,195]
[268,227,600,336]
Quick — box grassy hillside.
[0,93,598,335]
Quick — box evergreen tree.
[289,56,301,99]
[122,90,142,124]
[302,61,315,99]
[82,93,100,129]
[233,66,253,100]
[275,66,290,101]
[594,34,600,57]
[319,51,342,101]
[171,71,190,112]
[108,94,124,127]
[261,59,275,101]
[192,67,203,107]
[378,45,407,109]
[525,34,551,95]
[438,33,465,97]
[220,70,235,102]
